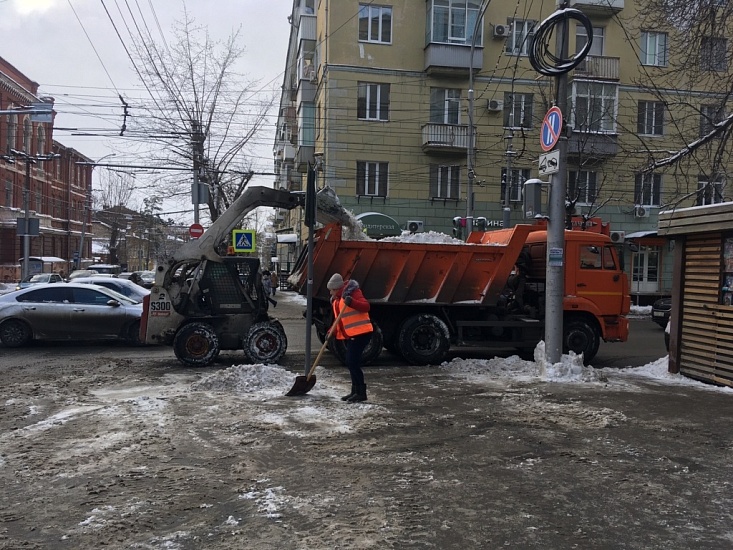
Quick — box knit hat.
[327,273,344,290]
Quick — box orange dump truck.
[290,222,630,365]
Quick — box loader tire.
[398,314,450,366]
[331,322,383,367]
[173,322,220,367]
[563,316,600,365]
[243,321,288,364]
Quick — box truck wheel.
[0,319,31,348]
[563,317,600,364]
[173,322,220,367]
[243,321,287,364]
[331,322,383,366]
[398,314,450,366]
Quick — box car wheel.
[563,317,600,364]
[330,322,384,366]
[0,319,32,348]
[173,322,220,367]
[126,320,142,346]
[398,314,450,366]
[243,321,288,364]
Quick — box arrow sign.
[540,106,563,152]
[231,229,256,253]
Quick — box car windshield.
[97,287,138,305]
[26,274,49,283]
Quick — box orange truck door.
[573,242,626,315]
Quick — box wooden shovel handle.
[306,307,346,380]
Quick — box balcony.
[297,14,316,43]
[569,0,623,16]
[295,145,314,173]
[274,142,296,163]
[567,131,618,160]
[421,123,476,154]
[424,43,482,76]
[573,56,620,81]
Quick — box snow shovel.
[286,309,345,396]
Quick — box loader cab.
[196,257,264,315]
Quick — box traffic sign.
[540,106,563,152]
[189,223,204,238]
[232,229,256,253]
[538,150,560,176]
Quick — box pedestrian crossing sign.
[231,229,256,253]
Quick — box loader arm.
[172,187,304,263]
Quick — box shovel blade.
[285,375,316,396]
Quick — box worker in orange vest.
[327,273,373,403]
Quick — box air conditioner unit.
[487,99,504,112]
[610,230,625,244]
[493,24,510,38]
[634,206,650,218]
[406,220,424,233]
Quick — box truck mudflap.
[601,316,629,342]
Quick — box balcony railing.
[421,123,475,154]
[574,56,620,80]
[570,0,624,16]
[424,43,482,76]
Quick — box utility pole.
[545,10,570,364]
[191,122,205,224]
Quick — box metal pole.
[21,159,31,281]
[466,87,475,238]
[545,7,570,364]
[503,133,515,228]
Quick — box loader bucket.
[316,186,353,226]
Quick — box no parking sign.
[540,106,563,152]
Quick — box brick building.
[0,56,93,281]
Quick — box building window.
[634,173,661,206]
[572,81,617,133]
[358,82,390,121]
[576,25,604,56]
[356,161,388,197]
[700,104,725,137]
[637,101,664,135]
[506,19,536,56]
[701,37,727,71]
[37,125,46,156]
[430,88,461,124]
[430,164,460,199]
[696,175,725,206]
[298,103,315,147]
[427,0,482,45]
[7,114,16,153]
[641,31,668,66]
[358,4,392,44]
[501,167,529,203]
[569,170,598,205]
[4,180,11,207]
[503,93,533,128]
[23,117,32,153]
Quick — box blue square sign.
[232,229,256,253]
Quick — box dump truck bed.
[290,223,536,307]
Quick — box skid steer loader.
[141,186,350,367]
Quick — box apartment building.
[0,56,93,281]
[274,0,733,303]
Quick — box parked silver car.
[0,283,142,347]
[17,272,65,290]
[73,277,150,304]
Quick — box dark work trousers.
[344,332,372,386]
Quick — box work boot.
[341,384,356,401]
[346,384,367,403]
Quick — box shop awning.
[276,234,298,244]
[625,231,658,239]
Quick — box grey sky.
[1,0,291,220]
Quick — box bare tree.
[124,6,275,221]
[93,169,138,266]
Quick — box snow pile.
[191,364,296,394]
[381,230,465,244]
[535,341,603,383]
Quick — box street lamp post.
[467,1,492,238]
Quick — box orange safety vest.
[332,298,373,340]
